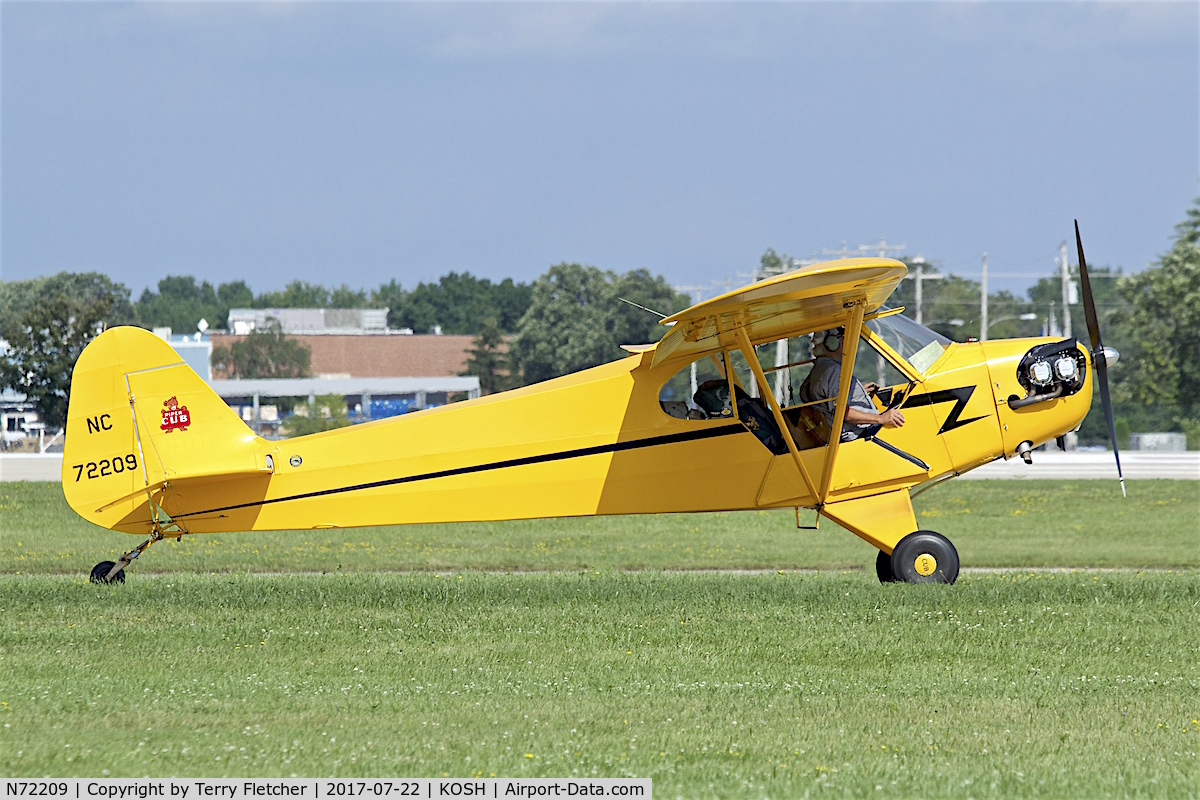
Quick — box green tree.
[218,280,254,312]
[211,320,311,379]
[1114,197,1200,443]
[390,272,533,335]
[330,284,371,308]
[135,276,254,333]
[492,278,535,332]
[979,289,1040,341]
[509,264,687,385]
[461,319,512,395]
[254,280,332,309]
[283,394,352,437]
[612,268,689,343]
[0,273,134,429]
[372,280,406,326]
[759,248,794,277]
[1027,264,1127,345]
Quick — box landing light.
[1054,356,1078,381]
[1029,360,1053,386]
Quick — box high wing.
[652,258,907,368]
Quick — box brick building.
[209,333,475,379]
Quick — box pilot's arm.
[844,406,905,428]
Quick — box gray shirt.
[798,356,876,442]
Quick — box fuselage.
[81,331,1091,537]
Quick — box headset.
[815,327,842,354]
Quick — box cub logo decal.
[160,396,191,433]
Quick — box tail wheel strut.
[89,532,163,585]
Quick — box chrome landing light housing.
[1054,355,1078,381]
[1029,359,1054,386]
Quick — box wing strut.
[733,326,820,504]
[818,300,867,501]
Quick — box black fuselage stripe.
[173,423,747,520]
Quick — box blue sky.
[2,1,1196,298]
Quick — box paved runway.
[1,454,64,482]
[960,451,1199,480]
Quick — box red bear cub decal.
[160,396,192,433]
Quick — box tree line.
[128,272,533,337]
[3,198,1199,447]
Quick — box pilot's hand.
[863,382,880,395]
[878,408,905,428]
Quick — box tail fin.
[63,326,270,534]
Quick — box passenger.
[797,327,905,442]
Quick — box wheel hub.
[914,553,937,577]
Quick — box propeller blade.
[1075,220,1102,354]
[1095,356,1126,498]
[1075,220,1125,497]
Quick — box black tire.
[89,560,126,584]
[890,531,959,585]
[875,549,898,583]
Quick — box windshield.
[865,310,952,374]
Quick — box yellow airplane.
[63,225,1122,585]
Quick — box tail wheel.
[875,549,898,583]
[89,561,126,584]
[891,531,959,585]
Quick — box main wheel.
[890,531,959,584]
[89,560,126,584]
[875,549,898,583]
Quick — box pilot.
[798,327,906,442]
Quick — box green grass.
[1,481,1197,795]
[1,481,1196,575]
[1,571,1197,796]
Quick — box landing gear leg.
[90,532,163,585]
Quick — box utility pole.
[980,252,989,342]
[857,238,907,259]
[674,283,707,401]
[1059,241,1072,339]
[821,242,851,260]
[902,256,944,325]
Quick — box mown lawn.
[1,480,1196,796]
[0,571,1196,797]
[1,480,1196,575]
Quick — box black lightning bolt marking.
[901,386,988,435]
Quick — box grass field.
[1,480,1197,575]
[1,572,1197,797]
[1,480,1197,796]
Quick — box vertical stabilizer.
[63,327,266,532]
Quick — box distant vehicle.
[64,225,1123,586]
[2,408,40,446]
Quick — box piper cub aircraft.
[64,225,1123,585]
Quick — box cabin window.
[864,311,951,374]
[658,352,733,420]
[851,338,910,391]
[724,336,814,409]
[656,331,915,453]
[780,334,912,449]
